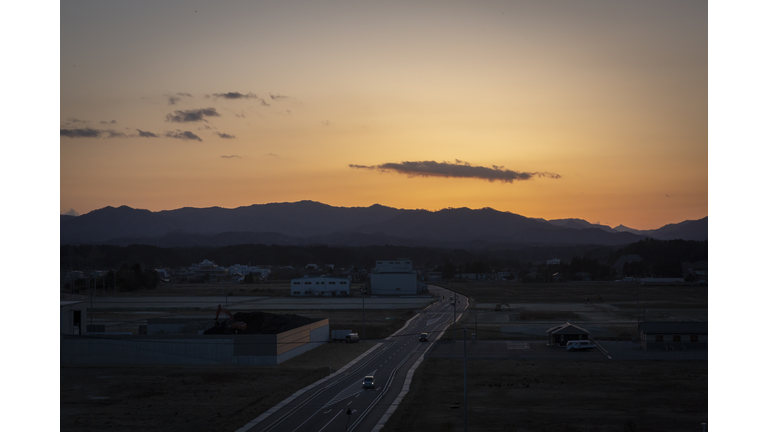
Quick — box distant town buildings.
[290,276,350,296]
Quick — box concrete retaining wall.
[61,320,329,365]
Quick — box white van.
[345,333,360,343]
[565,340,595,351]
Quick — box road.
[237,286,468,432]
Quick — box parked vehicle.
[345,333,360,343]
[565,340,596,351]
[331,329,353,342]
[419,333,428,342]
[362,375,375,389]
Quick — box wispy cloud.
[60,128,101,138]
[165,130,203,141]
[136,129,159,138]
[66,117,89,124]
[99,120,118,125]
[221,155,241,159]
[349,159,561,184]
[210,92,270,106]
[166,92,193,105]
[321,120,330,126]
[269,93,290,100]
[165,108,220,123]
[266,153,279,157]
[211,92,257,100]
[215,132,235,139]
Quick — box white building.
[291,276,350,296]
[229,265,271,279]
[370,258,418,295]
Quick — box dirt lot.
[382,358,707,432]
[61,342,373,432]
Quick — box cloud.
[321,120,330,126]
[104,129,128,138]
[165,108,220,123]
[212,92,258,100]
[66,117,89,124]
[266,153,279,157]
[221,155,241,159]
[165,130,203,141]
[99,120,118,125]
[349,159,561,184]
[166,92,193,105]
[177,92,193,97]
[60,128,101,138]
[215,132,235,139]
[136,129,159,138]
[269,93,290,100]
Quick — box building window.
[329,282,336,285]
[690,335,699,342]
[305,282,311,285]
[293,282,300,285]
[655,335,663,342]
[340,281,347,284]
[293,291,300,295]
[673,335,681,342]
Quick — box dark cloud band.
[165,130,202,141]
[349,159,561,183]
[165,108,220,123]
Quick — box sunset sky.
[59,0,707,230]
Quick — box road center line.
[317,409,344,432]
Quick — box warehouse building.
[370,258,420,295]
[290,276,350,296]
[639,322,707,350]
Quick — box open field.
[381,358,707,432]
[441,280,708,308]
[61,342,374,432]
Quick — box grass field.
[381,358,707,432]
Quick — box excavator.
[215,304,248,334]
[494,302,511,311]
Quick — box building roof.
[60,300,84,307]
[547,322,589,335]
[639,322,708,334]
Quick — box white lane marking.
[348,400,353,406]
[317,409,344,432]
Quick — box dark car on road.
[419,333,428,342]
[362,376,375,390]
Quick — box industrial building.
[369,258,421,295]
[61,317,330,365]
[638,322,708,350]
[290,276,350,296]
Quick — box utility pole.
[463,327,468,432]
[362,287,366,342]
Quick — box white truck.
[331,329,353,342]
[565,340,596,351]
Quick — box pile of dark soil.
[203,311,319,335]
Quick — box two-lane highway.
[239,286,468,432]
